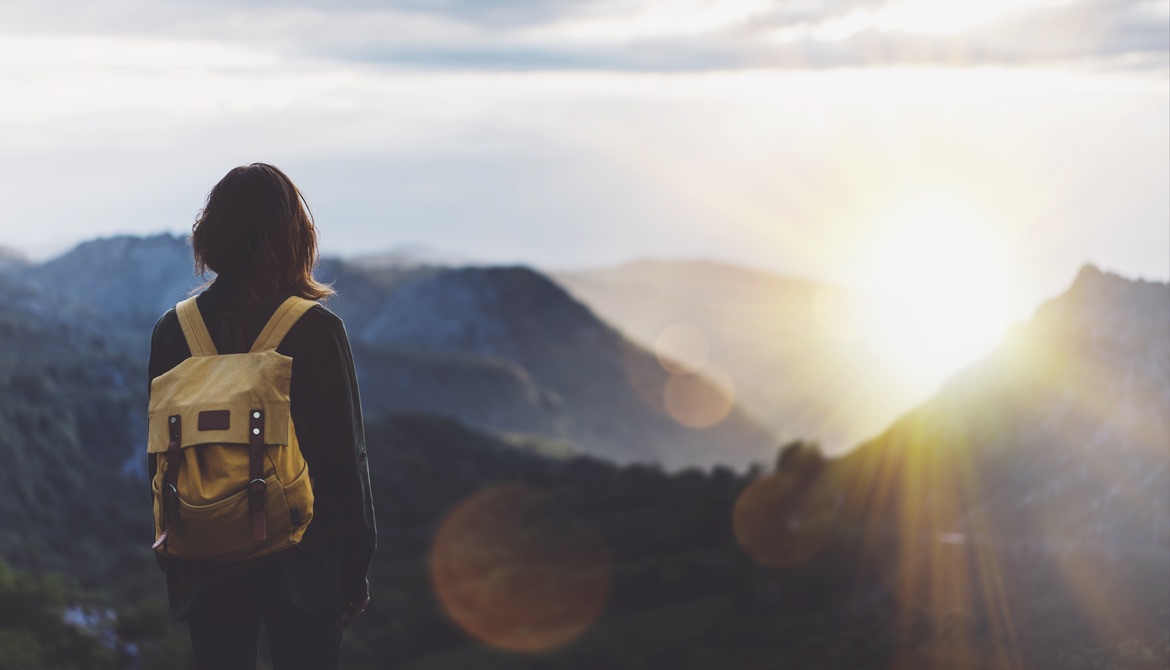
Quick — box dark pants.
[186,598,343,670]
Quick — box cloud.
[2,0,1166,71]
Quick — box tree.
[774,440,825,476]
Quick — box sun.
[849,195,1018,397]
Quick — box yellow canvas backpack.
[147,295,317,561]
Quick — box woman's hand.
[341,596,371,629]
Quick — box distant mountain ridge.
[553,259,899,453]
[3,234,777,469]
[11,234,203,329]
[348,263,783,466]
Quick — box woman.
[147,163,376,669]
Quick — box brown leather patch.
[197,410,230,431]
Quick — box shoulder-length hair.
[191,163,334,302]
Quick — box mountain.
[9,236,778,469]
[796,265,1170,662]
[1,240,1166,668]
[552,260,903,454]
[840,264,1168,546]
[320,261,777,468]
[19,234,203,331]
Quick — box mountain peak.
[0,245,29,272]
[1031,265,1169,343]
[1071,262,1106,285]
[24,232,199,328]
[60,233,189,259]
[1066,262,1152,297]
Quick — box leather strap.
[152,414,183,551]
[249,409,267,542]
[175,297,218,357]
[250,296,318,353]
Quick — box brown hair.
[191,163,334,302]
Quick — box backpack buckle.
[248,478,267,509]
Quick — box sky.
[1,0,1167,320]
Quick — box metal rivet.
[252,428,260,435]
[253,411,261,419]
[169,417,176,424]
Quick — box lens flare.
[654,322,710,374]
[430,485,611,653]
[733,471,839,568]
[663,363,736,429]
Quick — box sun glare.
[850,196,1018,395]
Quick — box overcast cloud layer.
[3,0,1168,71]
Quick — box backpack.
[147,295,317,561]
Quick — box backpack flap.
[146,351,293,453]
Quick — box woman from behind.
[147,163,376,670]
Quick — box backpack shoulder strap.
[175,296,218,357]
[250,296,319,353]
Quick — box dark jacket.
[147,278,376,620]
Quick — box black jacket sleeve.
[285,310,377,605]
